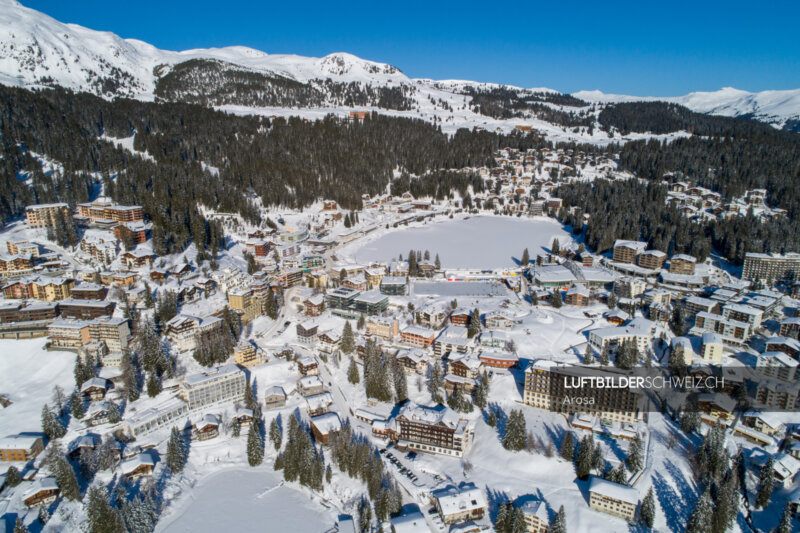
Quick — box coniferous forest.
[1,86,799,264]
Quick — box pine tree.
[53,456,81,501]
[607,292,618,309]
[37,506,49,526]
[146,373,161,398]
[357,313,366,330]
[264,293,278,319]
[244,380,257,410]
[467,307,481,338]
[247,419,264,466]
[435,253,441,269]
[41,404,66,440]
[626,434,644,472]
[117,350,136,398]
[6,465,21,487]
[550,505,566,533]
[712,470,739,533]
[494,502,509,532]
[393,357,408,402]
[755,458,775,508]
[70,393,85,420]
[599,345,610,366]
[14,518,29,533]
[520,248,530,266]
[592,442,604,472]
[584,345,595,365]
[341,321,355,354]
[347,357,360,384]
[552,291,563,308]
[575,435,594,479]
[143,281,155,308]
[166,427,187,474]
[775,503,793,533]
[531,290,539,306]
[560,433,575,461]
[685,486,714,533]
[269,417,282,450]
[428,360,443,397]
[640,487,655,528]
[473,372,489,409]
[86,483,123,533]
[551,238,560,254]
[502,409,527,451]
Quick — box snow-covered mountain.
[576,87,800,131]
[1,0,798,133]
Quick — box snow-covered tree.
[640,487,655,528]
[584,345,595,365]
[247,419,264,466]
[755,458,775,509]
[52,456,81,501]
[347,357,360,384]
[502,409,527,451]
[685,486,713,533]
[560,433,575,461]
[550,505,567,533]
[520,248,530,266]
[341,321,355,354]
[269,417,282,450]
[166,427,188,474]
[41,404,65,440]
[467,307,482,338]
[86,483,123,533]
[626,434,644,472]
[70,393,85,420]
[775,503,793,533]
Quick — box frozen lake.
[157,468,335,533]
[346,216,574,268]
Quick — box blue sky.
[22,0,800,95]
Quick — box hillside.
[1,0,799,136]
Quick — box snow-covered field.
[342,215,575,269]
[156,468,335,533]
[0,338,76,438]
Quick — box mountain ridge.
[1,0,798,132]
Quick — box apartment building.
[58,299,115,319]
[722,303,763,332]
[0,434,44,462]
[6,240,40,257]
[47,317,130,353]
[431,484,487,525]
[0,301,59,323]
[3,275,74,301]
[401,325,436,348]
[588,318,654,355]
[76,197,143,224]
[395,402,473,457]
[742,252,800,283]
[636,250,667,270]
[25,203,70,229]
[165,314,224,352]
[612,240,647,264]
[365,317,399,340]
[179,364,246,410]
[669,254,697,275]
[690,312,749,346]
[588,476,639,521]
[523,360,642,424]
[234,342,260,367]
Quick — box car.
[283,321,291,327]
[406,452,417,460]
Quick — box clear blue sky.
[22,0,800,95]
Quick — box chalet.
[121,250,155,269]
[293,357,317,379]
[396,348,429,374]
[23,477,60,508]
[193,414,221,441]
[306,392,334,417]
[317,330,342,353]
[478,350,518,369]
[431,483,487,525]
[450,309,471,326]
[85,401,113,426]
[67,434,100,460]
[296,320,319,344]
[264,386,287,409]
[564,284,590,306]
[371,418,397,442]
[415,302,449,328]
[297,375,324,397]
[81,377,110,401]
[120,453,156,480]
[484,310,514,330]
[697,393,736,426]
[171,263,192,279]
[604,309,630,326]
[395,402,473,457]
[447,354,482,380]
[304,294,325,316]
[150,269,168,283]
[310,412,342,445]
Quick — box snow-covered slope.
[1,0,798,133]
[575,87,800,131]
